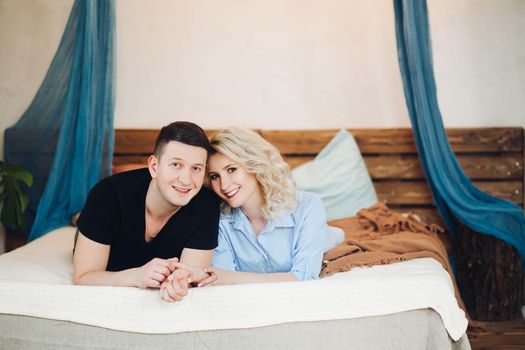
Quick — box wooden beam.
[114,129,255,154]
[375,181,523,205]
[260,128,523,154]
[283,154,524,180]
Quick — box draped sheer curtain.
[393,0,525,263]
[4,0,115,241]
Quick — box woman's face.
[208,152,261,209]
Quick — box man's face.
[148,141,207,208]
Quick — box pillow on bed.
[291,129,377,221]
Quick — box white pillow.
[291,129,378,221]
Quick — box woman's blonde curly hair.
[209,127,297,221]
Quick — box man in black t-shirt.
[73,121,219,302]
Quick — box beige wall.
[1,0,524,159]
[0,0,73,159]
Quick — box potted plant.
[0,161,33,253]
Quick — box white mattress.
[0,226,468,341]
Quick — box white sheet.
[0,226,468,341]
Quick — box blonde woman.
[199,127,330,285]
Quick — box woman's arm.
[199,268,297,286]
[287,194,327,280]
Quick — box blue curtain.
[4,0,115,241]
[393,0,525,264]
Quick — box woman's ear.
[148,154,158,178]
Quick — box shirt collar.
[228,208,295,230]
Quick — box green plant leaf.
[2,163,33,186]
[1,188,21,229]
[0,162,32,230]
[18,190,29,213]
[9,178,29,212]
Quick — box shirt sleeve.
[211,224,238,271]
[76,179,119,245]
[184,196,220,250]
[289,193,327,281]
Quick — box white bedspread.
[0,226,468,340]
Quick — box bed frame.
[6,127,523,253]
[114,127,524,229]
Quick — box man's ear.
[148,154,158,178]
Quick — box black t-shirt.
[77,168,220,271]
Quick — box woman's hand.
[159,268,189,302]
[167,261,209,285]
[197,267,234,287]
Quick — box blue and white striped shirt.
[212,191,327,280]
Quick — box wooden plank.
[283,156,315,168]
[113,155,149,165]
[468,320,525,349]
[259,128,523,154]
[117,151,524,181]
[114,128,523,154]
[375,181,523,205]
[479,181,524,204]
[259,129,339,154]
[114,129,158,154]
[114,129,224,154]
[447,127,524,153]
[284,154,524,180]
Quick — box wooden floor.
[468,319,525,350]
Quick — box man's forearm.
[73,268,139,287]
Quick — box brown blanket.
[323,203,467,315]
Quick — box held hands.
[134,257,179,289]
[137,258,231,302]
[168,261,210,285]
[161,263,233,287]
[159,268,189,302]
[159,261,207,302]
[133,257,190,302]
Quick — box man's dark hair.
[153,121,211,157]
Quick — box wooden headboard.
[114,127,524,228]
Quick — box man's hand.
[159,268,189,302]
[167,260,209,285]
[134,257,177,288]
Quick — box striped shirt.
[212,191,327,280]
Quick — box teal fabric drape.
[4,0,115,240]
[393,0,525,263]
